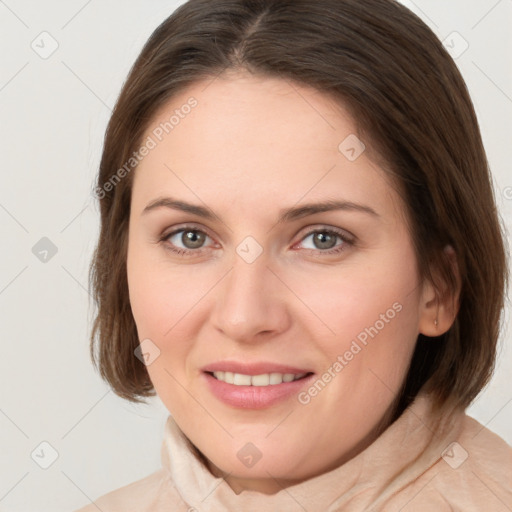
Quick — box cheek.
[301,259,417,332]
[126,244,218,396]
[287,247,421,375]
[127,239,206,339]
[127,252,203,412]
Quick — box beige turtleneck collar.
[159,390,511,511]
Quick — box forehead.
[132,71,401,221]
[147,70,355,155]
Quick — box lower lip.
[203,372,314,409]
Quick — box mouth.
[201,361,315,409]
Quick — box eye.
[294,227,354,255]
[160,225,214,256]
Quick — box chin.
[205,438,317,482]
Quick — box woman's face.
[127,70,437,493]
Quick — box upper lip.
[201,361,313,376]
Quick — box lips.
[201,361,315,409]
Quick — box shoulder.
[72,468,187,512]
[426,413,512,511]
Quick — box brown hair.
[89,0,508,418]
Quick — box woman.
[76,0,512,510]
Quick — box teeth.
[212,371,307,386]
[233,373,252,385]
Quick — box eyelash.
[159,224,354,258]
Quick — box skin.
[126,70,457,494]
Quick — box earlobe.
[418,279,441,337]
[418,244,461,337]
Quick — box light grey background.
[0,1,510,511]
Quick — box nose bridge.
[211,243,288,341]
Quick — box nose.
[210,251,291,343]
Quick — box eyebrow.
[141,196,379,223]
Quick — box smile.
[211,371,308,386]
[201,363,314,409]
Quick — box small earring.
[434,318,438,327]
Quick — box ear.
[418,245,461,337]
